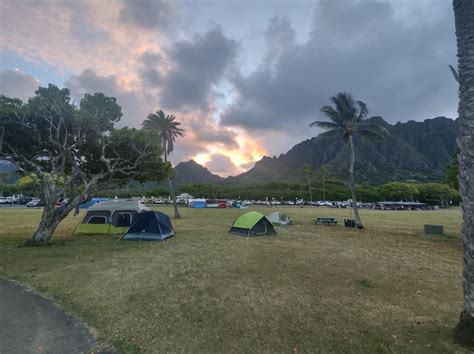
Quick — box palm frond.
[357,123,389,142]
[357,122,389,135]
[142,109,185,156]
[319,105,342,124]
[319,129,343,139]
[309,120,340,130]
[356,100,368,121]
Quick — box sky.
[0,0,458,177]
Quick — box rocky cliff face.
[226,116,457,184]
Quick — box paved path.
[0,278,100,354]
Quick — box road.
[0,278,107,354]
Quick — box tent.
[266,211,292,226]
[74,201,148,235]
[229,211,276,236]
[121,211,175,241]
[79,197,110,209]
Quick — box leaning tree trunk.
[453,0,474,346]
[348,134,363,229]
[25,203,71,246]
[163,151,181,219]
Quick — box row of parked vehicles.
[0,195,43,206]
[0,195,68,207]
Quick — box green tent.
[229,211,276,236]
[74,201,148,235]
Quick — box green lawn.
[0,206,467,353]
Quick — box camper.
[74,201,148,235]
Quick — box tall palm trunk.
[168,177,181,218]
[307,176,313,205]
[453,0,474,345]
[164,152,181,219]
[322,175,326,202]
[348,134,363,229]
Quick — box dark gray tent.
[121,211,175,241]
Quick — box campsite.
[0,205,467,352]
[1,0,474,352]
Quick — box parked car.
[27,198,46,207]
[18,196,34,205]
[0,197,7,204]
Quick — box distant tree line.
[27,179,456,207]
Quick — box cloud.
[198,129,238,149]
[264,15,296,57]
[157,27,238,111]
[0,69,40,101]
[220,0,457,135]
[119,0,176,31]
[204,153,241,177]
[65,69,150,127]
[0,0,458,177]
[0,0,169,84]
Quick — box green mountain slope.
[226,117,457,185]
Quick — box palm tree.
[317,165,330,202]
[302,164,313,205]
[143,110,185,218]
[452,0,474,346]
[310,92,388,229]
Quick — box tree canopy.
[0,84,169,244]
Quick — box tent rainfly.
[74,201,148,235]
[79,197,110,209]
[266,211,292,226]
[121,211,175,241]
[229,211,276,236]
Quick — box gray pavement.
[0,278,101,354]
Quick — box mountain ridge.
[173,160,224,185]
[224,116,457,185]
[1,117,457,186]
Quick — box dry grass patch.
[0,206,467,353]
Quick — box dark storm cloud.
[158,27,238,111]
[0,69,39,101]
[221,0,457,131]
[119,0,175,31]
[196,129,238,149]
[183,117,239,149]
[138,51,162,87]
[139,67,161,87]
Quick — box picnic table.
[314,217,338,225]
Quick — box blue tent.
[190,199,206,208]
[121,211,175,241]
[79,197,110,209]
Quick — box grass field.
[0,206,467,353]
